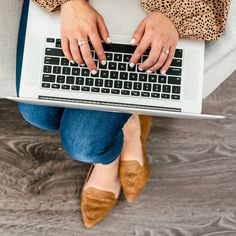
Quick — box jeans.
[16,0,132,164]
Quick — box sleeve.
[140,0,231,40]
[32,0,73,12]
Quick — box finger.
[146,46,170,72]
[69,39,84,65]
[89,31,106,63]
[130,19,146,45]
[79,37,97,73]
[138,42,163,72]
[61,36,74,63]
[160,45,176,74]
[97,16,111,44]
[129,35,151,66]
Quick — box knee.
[18,103,61,131]
[60,129,123,164]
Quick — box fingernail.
[130,38,136,45]
[138,67,143,71]
[70,60,75,64]
[80,63,86,67]
[146,70,152,74]
[91,70,98,75]
[101,60,107,65]
[107,37,112,43]
[161,70,166,75]
[129,63,135,68]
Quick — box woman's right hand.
[60,0,111,74]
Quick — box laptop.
[7,0,224,119]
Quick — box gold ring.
[78,40,88,47]
[162,48,170,55]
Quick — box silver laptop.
[7,0,224,119]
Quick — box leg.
[16,0,64,131]
[60,108,132,164]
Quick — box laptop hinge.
[38,96,182,112]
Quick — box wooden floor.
[0,71,236,236]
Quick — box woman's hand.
[60,0,111,74]
[129,12,179,74]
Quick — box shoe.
[119,115,152,203]
[80,165,119,228]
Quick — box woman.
[17,0,230,228]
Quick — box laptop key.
[81,86,90,91]
[110,71,119,79]
[81,68,90,76]
[63,67,71,75]
[143,83,151,91]
[153,84,161,92]
[139,73,147,82]
[53,66,61,74]
[121,90,130,95]
[108,62,117,70]
[43,65,52,73]
[171,59,182,67]
[61,58,69,66]
[120,72,128,80]
[76,77,84,85]
[52,84,60,89]
[129,73,138,81]
[101,70,109,78]
[105,80,113,88]
[124,81,132,89]
[148,74,157,83]
[118,63,126,71]
[57,75,65,83]
[162,85,171,93]
[44,57,60,65]
[141,92,150,97]
[55,39,61,48]
[72,68,81,76]
[168,76,181,85]
[85,78,94,86]
[172,86,181,94]
[99,63,107,69]
[128,65,136,72]
[105,53,113,61]
[158,75,166,83]
[131,91,140,96]
[174,49,183,58]
[70,61,78,67]
[172,95,180,100]
[101,88,110,93]
[71,85,80,91]
[114,81,123,88]
[45,48,64,57]
[66,76,75,84]
[62,85,70,90]
[161,94,170,99]
[43,74,55,83]
[95,79,103,87]
[46,38,55,43]
[42,83,50,88]
[114,54,122,61]
[123,54,131,62]
[111,89,120,94]
[166,67,182,76]
[133,82,142,90]
[91,87,100,93]
[151,93,160,98]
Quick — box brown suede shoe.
[119,115,153,203]
[80,166,119,228]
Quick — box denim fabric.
[16,0,132,164]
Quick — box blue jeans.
[16,0,132,164]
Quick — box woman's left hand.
[129,12,179,74]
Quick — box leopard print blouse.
[33,0,231,40]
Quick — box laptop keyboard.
[41,38,183,100]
